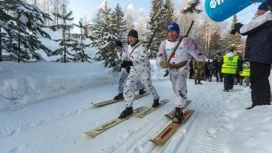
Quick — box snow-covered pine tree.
[209,30,223,54]
[182,0,202,14]
[162,0,175,24]
[90,1,117,68]
[0,0,52,62]
[111,3,127,43]
[148,0,164,59]
[50,4,75,63]
[125,4,134,31]
[228,15,243,52]
[72,19,91,62]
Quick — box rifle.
[163,20,195,77]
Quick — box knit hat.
[128,29,138,39]
[115,40,122,47]
[167,22,180,34]
[267,0,272,7]
[258,1,268,11]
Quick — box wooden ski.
[164,100,192,119]
[134,99,170,118]
[91,93,147,107]
[150,109,194,145]
[84,106,146,138]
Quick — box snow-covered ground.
[1,61,272,153]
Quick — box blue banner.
[205,0,265,22]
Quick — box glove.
[160,61,169,69]
[230,23,243,35]
[121,61,133,68]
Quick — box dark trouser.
[250,62,271,106]
[223,74,234,90]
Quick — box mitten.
[160,61,169,69]
[121,61,133,68]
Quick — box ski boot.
[152,97,160,107]
[114,92,123,100]
[118,107,133,119]
[172,107,184,124]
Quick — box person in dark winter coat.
[118,29,160,119]
[189,58,194,79]
[113,40,145,100]
[230,0,272,109]
[209,57,220,82]
[205,60,211,80]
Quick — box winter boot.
[223,89,229,92]
[152,98,160,107]
[172,107,184,124]
[114,92,123,100]
[118,107,133,119]
[139,88,146,95]
[198,80,202,85]
[195,79,197,84]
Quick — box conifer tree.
[182,0,202,14]
[111,3,127,43]
[209,30,223,53]
[72,19,91,62]
[0,0,52,62]
[90,2,117,68]
[228,15,243,52]
[148,0,164,59]
[50,4,75,63]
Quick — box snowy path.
[0,79,249,153]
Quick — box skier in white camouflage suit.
[156,22,204,123]
[118,29,160,119]
[113,40,145,100]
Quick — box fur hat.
[167,22,180,34]
[258,1,268,11]
[128,29,138,39]
[115,40,122,47]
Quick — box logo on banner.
[210,0,227,9]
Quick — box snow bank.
[0,61,116,110]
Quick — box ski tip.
[83,132,96,139]
[149,138,163,145]
[90,102,96,106]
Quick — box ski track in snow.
[95,81,238,153]
[0,78,250,153]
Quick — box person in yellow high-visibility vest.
[221,49,240,92]
[240,62,250,86]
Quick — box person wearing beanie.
[156,22,205,123]
[230,1,272,110]
[127,29,138,39]
[257,1,269,16]
[113,40,145,100]
[118,29,160,119]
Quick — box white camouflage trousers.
[169,64,189,108]
[124,68,159,107]
[117,69,144,93]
